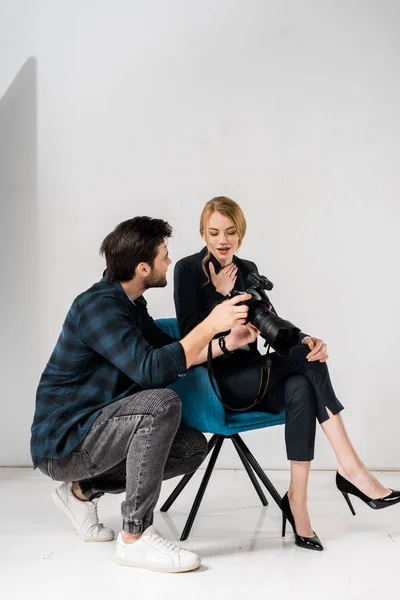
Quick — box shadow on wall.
[0,57,39,465]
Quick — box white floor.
[1,467,400,600]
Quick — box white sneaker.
[52,482,114,542]
[116,525,201,573]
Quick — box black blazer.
[174,247,260,354]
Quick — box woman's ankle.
[338,463,367,481]
[288,488,308,505]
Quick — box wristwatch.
[218,335,233,356]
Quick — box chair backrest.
[155,318,181,339]
[155,318,226,431]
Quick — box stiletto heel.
[280,492,323,552]
[341,491,356,516]
[282,512,287,538]
[336,472,400,511]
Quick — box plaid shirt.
[30,276,187,468]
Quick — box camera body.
[229,272,301,356]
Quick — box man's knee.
[125,388,182,419]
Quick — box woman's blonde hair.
[199,196,247,283]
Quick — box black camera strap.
[207,340,272,412]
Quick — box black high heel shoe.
[281,492,323,552]
[336,472,400,515]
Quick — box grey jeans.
[38,389,208,534]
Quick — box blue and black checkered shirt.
[30,276,186,468]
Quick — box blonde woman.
[174,196,400,551]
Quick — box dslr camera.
[229,273,301,355]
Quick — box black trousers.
[215,344,344,462]
[258,344,344,461]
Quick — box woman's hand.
[209,261,238,296]
[302,336,329,362]
[226,323,259,350]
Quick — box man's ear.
[136,262,151,278]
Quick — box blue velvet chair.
[156,318,286,541]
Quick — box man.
[31,216,255,573]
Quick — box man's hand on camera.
[226,323,259,350]
[302,336,329,362]
[207,293,252,334]
[209,261,238,296]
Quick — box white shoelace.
[88,498,106,532]
[89,499,99,522]
[147,532,181,554]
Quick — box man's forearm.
[192,338,224,365]
[179,294,251,367]
[179,317,218,368]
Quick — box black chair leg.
[232,436,268,506]
[160,434,219,513]
[180,435,225,541]
[232,433,282,508]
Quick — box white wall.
[1,0,399,469]
[0,51,39,463]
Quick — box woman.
[174,196,400,551]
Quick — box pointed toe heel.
[336,472,400,513]
[281,492,324,552]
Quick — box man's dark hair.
[100,216,173,281]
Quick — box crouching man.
[31,216,254,573]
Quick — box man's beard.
[144,272,167,289]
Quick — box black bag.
[207,348,272,412]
